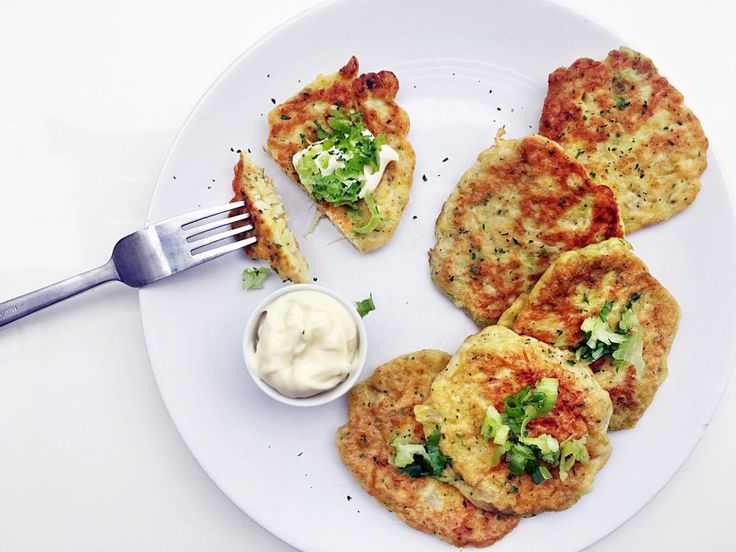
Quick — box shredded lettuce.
[558,436,590,481]
[242,267,270,290]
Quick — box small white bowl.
[242,284,368,407]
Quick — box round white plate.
[139,0,736,550]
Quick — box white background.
[0,1,733,550]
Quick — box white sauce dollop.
[291,129,398,199]
[247,290,358,398]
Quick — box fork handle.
[0,260,119,328]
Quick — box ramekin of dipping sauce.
[243,284,368,406]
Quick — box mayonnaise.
[247,290,358,398]
[292,129,398,199]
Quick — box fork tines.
[161,200,257,259]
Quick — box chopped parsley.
[355,293,375,318]
[575,293,645,377]
[391,427,452,480]
[242,267,271,290]
[615,97,631,110]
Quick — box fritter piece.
[539,47,708,232]
[266,56,416,252]
[429,132,624,327]
[418,326,612,516]
[336,350,519,547]
[499,238,680,429]
[229,153,309,283]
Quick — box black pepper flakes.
[422,174,428,182]
[442,157,449,163]
[270,98,276,104]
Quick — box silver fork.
[0,201,255,328]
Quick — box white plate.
[139,0,736,550]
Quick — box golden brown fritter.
[417,326,612,516]
[229,153,309,283]
[429,132,624,327]
[336,350,519,547]
[499,238,680,429]
[265,56,416,252]
[539,47,708,232]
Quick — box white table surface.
[0,1,733,550]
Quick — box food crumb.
[270,98,276,104]
[412,215,418,220]
[313,277,318,282]
[422,174,427,182]
[347,495,352,501]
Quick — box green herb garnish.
[479,378,583,484]
[615,97,631,110]
[241,267,271,290]
[349,192,391,234]
[355,293,375,318]
[391,427,452,480]
[294,106,387,208]
[559,436,589,481]
[575,293,645,377]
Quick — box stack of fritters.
[337,47,695,546]
[336,351,519,547]
[430,132,624,326]
[499,238,680,430]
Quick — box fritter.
[336,350,519,547]
[429,132,624,327]
[539,47,708,232]
[229,153,309,283]
[417,326,612,516]
[499,238,680,429]
[266,56,416,252]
